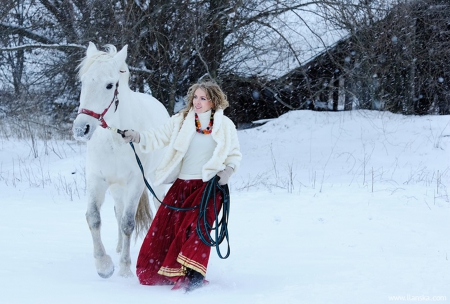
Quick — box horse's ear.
[86,42,98,58]
[114,45,128,66]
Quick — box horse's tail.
[134,189,153,240]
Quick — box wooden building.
[225,0,450,127]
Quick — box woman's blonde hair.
[180,81,229,117]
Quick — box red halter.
[77,82,119,129]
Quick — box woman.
[122,81,242,291]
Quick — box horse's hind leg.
[86,181,114,279]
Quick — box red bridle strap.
[77,83,119,129]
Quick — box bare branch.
[0,23,55,44]
[0,43,86,52]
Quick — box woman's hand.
[217,166,234,185]
[123,130,140,143]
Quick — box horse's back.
[130,91,169,131]
[120,91,169,173]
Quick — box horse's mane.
[77,44,118,79]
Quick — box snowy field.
[0,110,449,304]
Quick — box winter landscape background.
[0,109,449,303]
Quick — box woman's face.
[192,88,213,114]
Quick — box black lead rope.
[196,176,231,259]
[129,142,198,211]
[128,141,231,259]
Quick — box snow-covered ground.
[0,110,449,304]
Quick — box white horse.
[72,42,169,278]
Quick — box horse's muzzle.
[72,123,92,141]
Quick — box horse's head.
[72,42,129,141]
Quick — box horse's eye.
[106,83,114,90]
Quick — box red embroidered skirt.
[136,178,223,285]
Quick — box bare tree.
[0,0,127,122]
[0,0,352,122]
[120,0,335,114]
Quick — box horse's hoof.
[95,255,115,279]
[98,267,114,279]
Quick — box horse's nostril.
[84,124,90,135]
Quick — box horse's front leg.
[117,182,144,277]
[86,181,114,279]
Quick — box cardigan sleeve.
[224,120,242,172]
[138,114,178,153]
